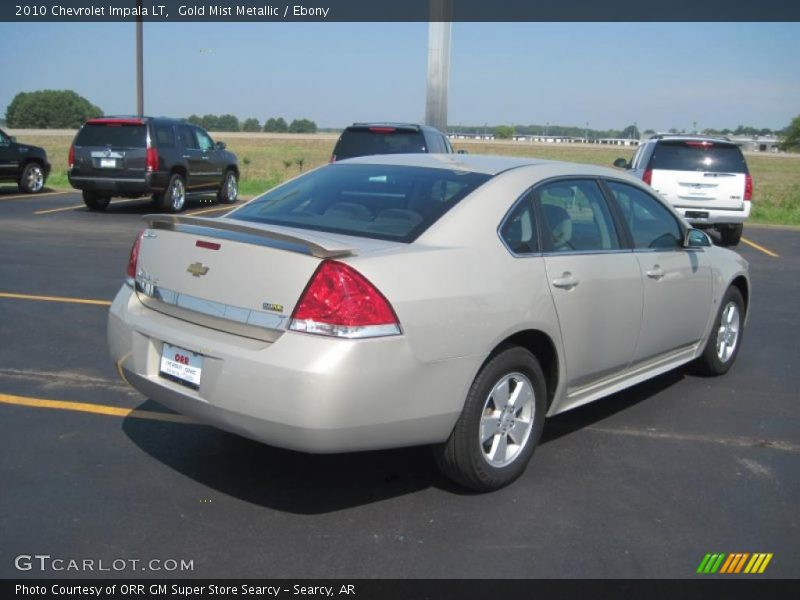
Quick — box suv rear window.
[650,140,748,173]
[333,129,427,161]
[232,163,490,243]
[74,123,147,148]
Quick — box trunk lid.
[71,119,148,179]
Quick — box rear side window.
[75,124,146,148]
[606,181,683,249]
[178,126,198,150]
[650,141,748,173]
[154,123,176,149]
[232,164,490,243]
[500,195,538,255]
[333,129,427,160]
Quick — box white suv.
[615,135,752,246]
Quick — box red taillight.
[744,174,753,201]
[289,260,401,338]
[125,230,145,283]
[146,146,158,172]
[685,141,713,148]
[642,168,652,185]
[368,127,396,133]
[68,145,75,169]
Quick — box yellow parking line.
[0,392,197,424]
[0,191,71,201]
[187,204,236,216]
[740,236,780,258]
[0,292,111,306]
[34,197,147,215]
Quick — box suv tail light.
[744,174,753,201]
[68,144,75,169]
[642,168,652,186]
[146,146,158,172]
[125,230,145,286]
[289,260,401,339]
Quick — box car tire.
[693,286,745,376]
[217,170,238,204]
[434,346,547,492]
[718,224,743,247]
[18,162,46,193]
[160,173,186,213]
[82,190,110,211]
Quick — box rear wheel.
[434,346,546,492]
[160,173,186,213]
[82,190,110,211]
[718,224,743,247]
[19,163,46,193]
[694,286,744,376]
[217,170,238,204]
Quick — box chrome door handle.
[182,155,190,159]
[201,155,210,160]
[646,265,665,280]
[552,272,579,290]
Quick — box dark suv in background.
[331,123,455,162]
[68,117,239,212]
[0,128,51,193]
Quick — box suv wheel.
[161,174,186,213]
[19,163,45,193]
[718,224,743,247]
[434,346,546,492]
[217,170,238,204]
[82,191,110,211]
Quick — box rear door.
[193,127,224,189]
[71,119,148,182]
[0,129,16,178]
[536,178,643,392]
[177,125,205,190]
[647,140,748,213]
[604,180,713,362]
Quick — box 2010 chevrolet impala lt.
[108,154,750,491]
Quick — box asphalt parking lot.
[1,187,798,579]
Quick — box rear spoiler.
[145,214,355,259]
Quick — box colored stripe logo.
[697,553,773,574]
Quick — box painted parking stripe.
[34,197,147,215]
[186,204,237,216]
[0,392,197,424]
[0,292,111,306]
[740,236,780,258]
[0,190,72,201]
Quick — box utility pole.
[136,0,144,117]
[425,0,452,133]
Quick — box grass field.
[17,133,800,226]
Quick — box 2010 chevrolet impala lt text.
[108,154,750,491]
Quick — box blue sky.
[1,22,798,130]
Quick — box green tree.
[5,90,102,128]
[494,125,514,139]
[200,114,219,130]
[288,118,316,133]
[216,114,239,131]
[274,117,288,132]
[242,117,260,132]
[780,115,800,151]
[186,114,203,126]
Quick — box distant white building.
[731,136,782,153]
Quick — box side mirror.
[457,149,468,154]
[215,141,226,150]
[613,158,629,169]
[684,228,712,248]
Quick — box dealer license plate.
[100,158,117,168]
[159,343,203,389]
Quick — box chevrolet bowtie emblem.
[187,262,210,277]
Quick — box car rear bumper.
[68,171,168,195]
[675,202,751,226]
[108,285,472,453]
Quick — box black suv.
[68,117,239,212]
[331,123,455,162]
[0,128,51,193]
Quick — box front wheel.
[693,286,745,376]
[19,163,46,193]
[217,170,238,204]
[434,346,547,492]
[718,224,743,247]
[82,190,110,211]
[160,173,186,213]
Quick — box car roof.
[648,134,735,144]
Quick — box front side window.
[0,129,8,144]
[232,163,490,243]
[194,128,215,152]
[536,179,620,252]
[606,180,683,249]
[500,195,538,255]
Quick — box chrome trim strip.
[69,176,146,182]
[541,248,634,257]
[675,205,745,212]
[136,283,285,343]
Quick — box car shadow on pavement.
[121,369,686,511]
[0,185,60,195]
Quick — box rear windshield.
[74,123,147,148]
[333,130,427,160]
[231,164,491,243]
[650,141,748,173]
